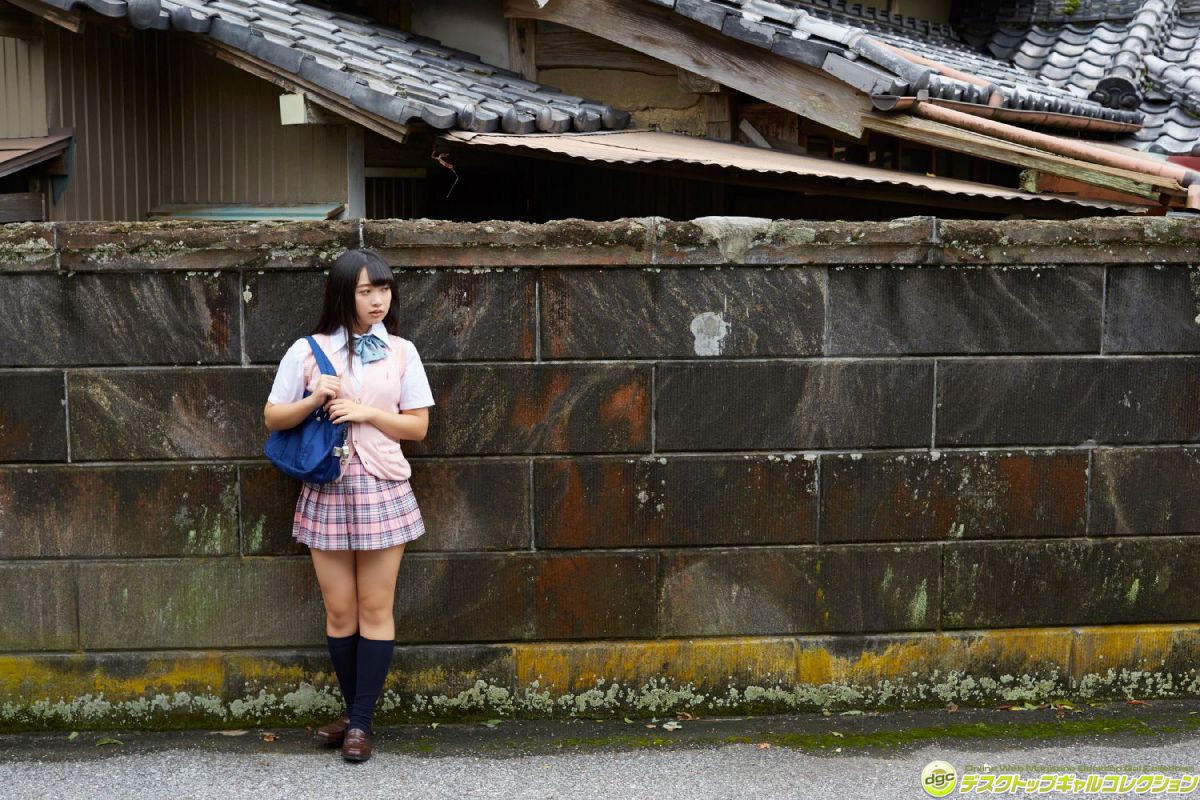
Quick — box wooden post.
[508,19,537,81]
[345,124,365,220]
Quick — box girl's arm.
[327,402,429,442]
[263,395,323,431]
[264,375,341,431]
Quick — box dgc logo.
[921,760,958,797]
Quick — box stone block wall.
[2,215,1200,729]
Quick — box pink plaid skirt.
[292,454,425,551]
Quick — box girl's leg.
[310,549,359,715]
[347,543,405,733]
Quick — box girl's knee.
[325,602,358,633]
[356,600,393,628]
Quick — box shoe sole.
[342,751,370,763]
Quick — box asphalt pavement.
[3,699,1199,799]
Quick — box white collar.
[328,322,389,353]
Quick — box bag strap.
[305,335,338,377]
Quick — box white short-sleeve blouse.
[267,322,435,410]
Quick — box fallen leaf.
[834,747,842,753]
[623,718,634,724]
[662,721,681,731]
[645,723,657,729]
[66,732,79,741]
[676,712,696,721]
[218,730,249,737]
[831,732,844,738]
[260,732,278,742]
[822,710,832,717]
[430,722,440,729]
[946,702,959,713]
[481,719,502,728]
[757,742,771,749]
[95,737,122,747]
[1127,700,1146,706]
[839,710,864,716]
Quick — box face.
[354,267,392,330]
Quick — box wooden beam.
[194,39,409,143]
[1020,170,1158,206]
[2,0,80,32]
[507,19,537,81]
[536,29,675,75]
[503,0,870,138]
[0,191,43,222]
[862,112,1168,201]
[738,119,771,149]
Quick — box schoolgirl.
[263,248,434,763]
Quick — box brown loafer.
[313,714,350,746]
[341,727,373,762]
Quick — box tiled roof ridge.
[32,0,630,134]
[1091,0,1180,109]
[751,0,962,43]
[1145,53,1200,117]
[956,1,1153,26]
[659,0,1143,124]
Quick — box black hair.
[312,248,399,341]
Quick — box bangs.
[361,251,395,287]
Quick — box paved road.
[3,700,1199,799]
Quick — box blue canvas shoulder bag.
[263,336,347,483]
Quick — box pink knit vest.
[302,332,414,482]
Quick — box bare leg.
[354,543,405,640]
[310,549,358,636]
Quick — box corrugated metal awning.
[0,130,71,179]
[442,129,1147,213]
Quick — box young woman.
[263,248,433,763]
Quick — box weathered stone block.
[816,546,940,632]
[541,268,824,358]
[942,538,1200,628]
[0,222,55,272]
[0,563,77,650]
[659,548,820,636]
[68,368,273,460]
[937,358,1200,446]
[245,270,535,363]
[419,365,650,454]
[238,465,304,556]
[395,554,532,643]
[0,466,237,557]
[822,451,1088,542]
[241,460,533,555]
[1091,448,1200,534]
[77,560,325,649]
[939,217,1200,265]
[828,266,1102,355]
[365,218,654,267]
[57,220,358,272]
[534,455,817,548]
[0,371,66,461]
[657,362,933,450]
[1104,267,1200,353]
[0,273,240,366]
[529,552,659,639]
[654,217,938,265]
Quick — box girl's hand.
[312,375,340,403]
[326,398,376,425]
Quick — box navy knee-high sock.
[326,632,359,715]
[348,636,395,733]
